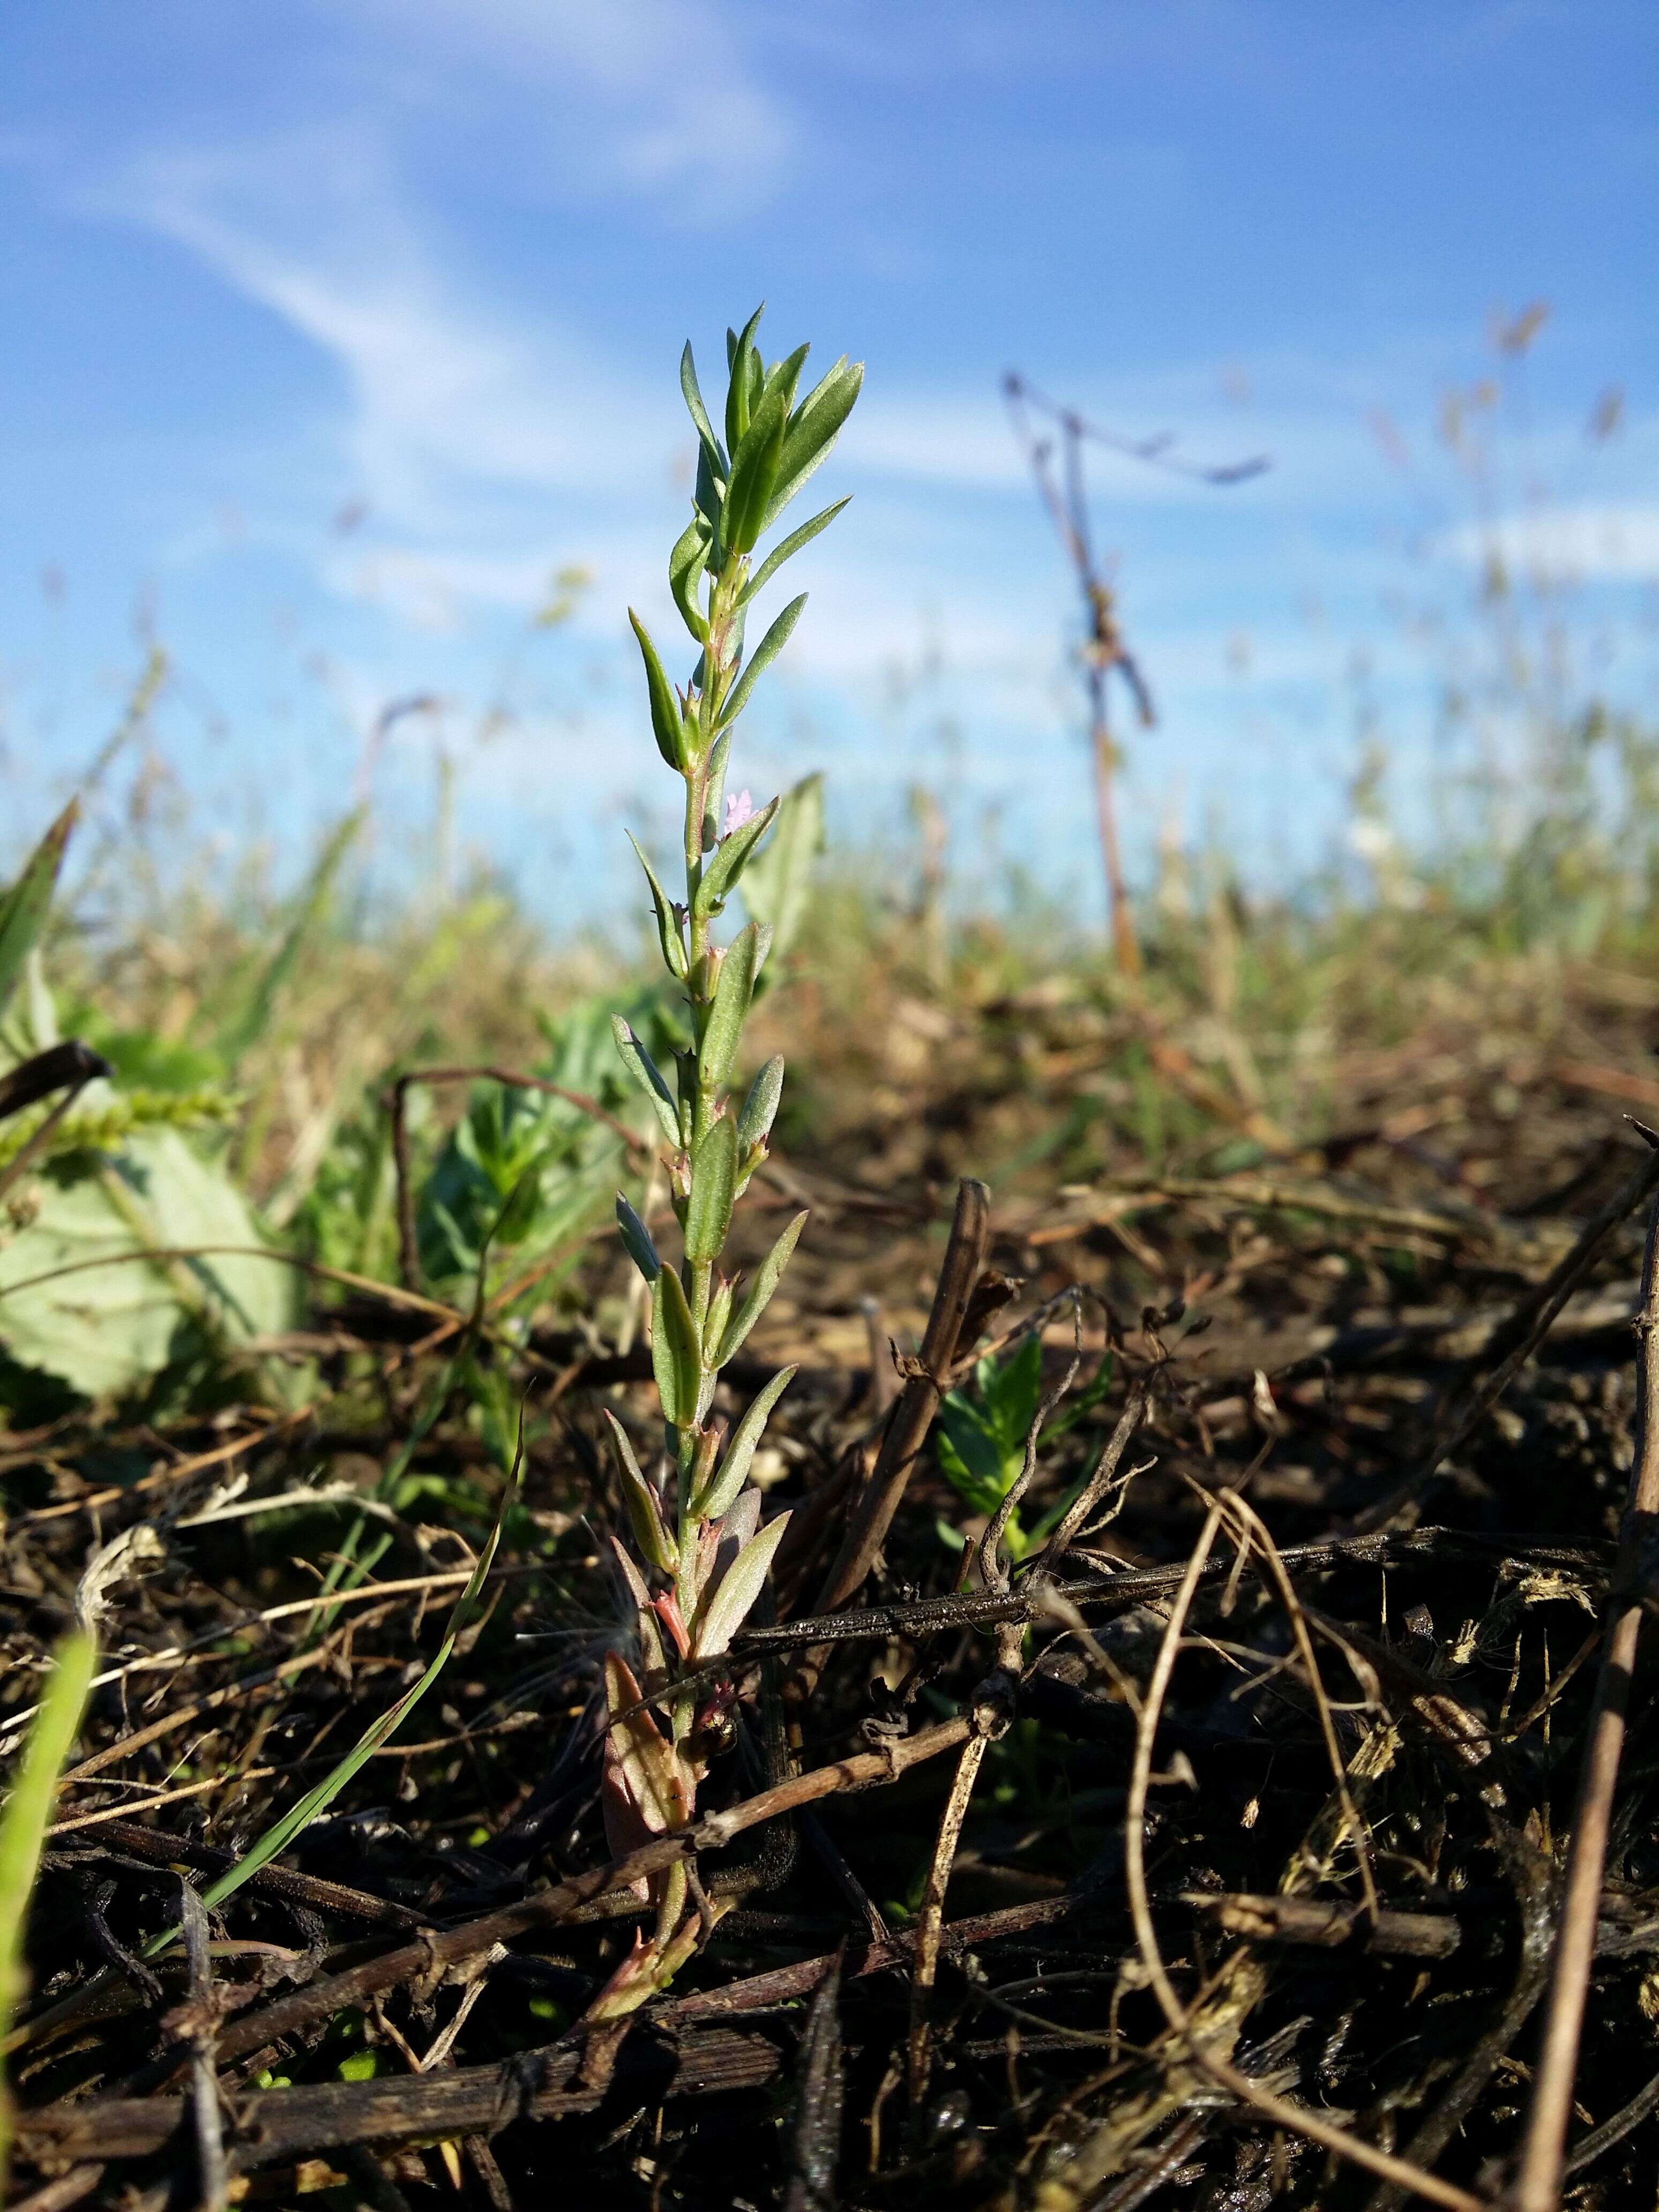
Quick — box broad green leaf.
[992,1333,1044,1442]
[739,498,850,606]
[721,383,788,559]
[716,1208,806,1365]
[0,802,76,1026]
[602,1409,678,1572]
[718,595,806,731]
[612,1016,683,1148]
[684,1115,738,1265]
[629,610,689,770]
[0,1127,296,1398]
[626,832,687,980]
[651,1265,702,1426]
[698,923,761,1091]
[763,358,864,532]
[691,1510,791,1660]
[936,1410,1008,1515]
[690,1365,796,1521]
[736,1055,785,1150]
[741,773,825,965]
[695,796,781,922]
[668,515,711,644]
[615,1191,661,1282]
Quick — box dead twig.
[784,1952,845,2212]
[177,1877,230,2212]
[92,1716,975,2079]
[906,1722,991,2103]
[1512,1181,1659,2209]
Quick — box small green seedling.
[936,1339,1115,1562]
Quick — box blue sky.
[2,1,1656,928]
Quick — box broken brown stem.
[1122,1503,1486,2212]
[93,1716,974,2079]
[810,1177,992,1619]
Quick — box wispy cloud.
[343,0,795,210]
[123,130,664,514]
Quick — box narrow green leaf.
[213,804,363,1066]
[740,773,825,965]
[721,383,788,559]
[604,1652,690,1830]
[739,498,850,606]
[651,1266,703,1427]
[763,358,864,532]
[700,729,733,856]
[668,515,711,645]
[612,1015,683,1148]
[736,1055,785,1151]
[602,1409,678,1572]
[691,1510,791,1660]
[724,304,767,452]
[629,609,689,769]
[705,1274,734,1363]
[698,922,761,1091]
[626,831,687,980]
[679,342,726,470]
[759,341,811,421]
[719,595,806,733]
[684,1115,738,1265]
[716,1208,807,1365]
[492,1161,543,1248]
[185,1460,517,1923]
[0,802,76,1026]
[695,795,781,922]
[0,1627,93,2185]
[693,440,724,537]
[615,1190,661,1282]
[690,1365,796,1520]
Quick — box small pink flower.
[722,789,755,836]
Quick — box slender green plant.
[0,1631,94,2188]
[595,309,860,2017]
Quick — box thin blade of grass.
[0,1630,95,2188]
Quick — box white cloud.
[1437,504,1659,584]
